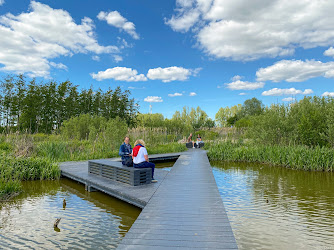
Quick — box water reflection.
[212,161,334,249]
[154,161,174,171]
[0,179,141,249]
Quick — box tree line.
[215,96,334,147]
[136,106,215,133]
[0,75,138,134]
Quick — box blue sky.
[0,0,334,119]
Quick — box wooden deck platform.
[117,149,237,250]
[60,150,238,249]
[60,152,183,208]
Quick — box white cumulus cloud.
[165,8,200,32]
[91,67,147,82]
[147,66,198,82]
[189,92,197,96]
[144,96,163,102]
[167,1,334,61]
[92,55,100,61]
[222,80,265,90]
[322,92,334,97]
[128,86,145,90]
[0,0,5,6]
[97,11,139,39]
[49,62,68,71]
[262,88,313,96]
[0,1,118,77]
[168,92,183,97]
[324,47,334,57]
[256,60,334,82]
[232,75,242,81]
[113,55,123,62]
[282,97,296,102]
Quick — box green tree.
[215,104,242,127]
[136,113,165,128]
[239,97,264,118]
[204,118,215,129]
[0,75,15,132]
[11,74,26,130]
[20,79,42,133]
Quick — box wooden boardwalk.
[60,152,183,208]
[60,149,238,249]
[117,149,238,250]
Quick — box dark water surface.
[0,161,173,249]
[0,178,141,249]
[211,161,334,250]
[154,161,174,171]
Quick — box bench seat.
[88,159,152,186]
[185,142,204,148]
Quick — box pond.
[211,161,334,249]
[0,178,141,249]
[154,161,174,171]
[0,161,174,249]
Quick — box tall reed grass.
[147,142,187,154]
[0,155,60,200]
[0,131,188,199]
[207,141,334,171]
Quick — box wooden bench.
[88,159,152,186]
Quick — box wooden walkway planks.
[117,149,238,250]
[59,152,183,208]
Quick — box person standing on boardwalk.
[119,136,133,167]
[132,139,157,183]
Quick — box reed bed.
[0,131,188,199]
[147,142,187,154]
[207,141,334,172]
[0,155,60,200]
[128,127,184,145]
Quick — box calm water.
[0,179,141,249]
[0,161,172,249]
[212,161,334,250]
[154,161,174,171]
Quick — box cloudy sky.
[0,0,334,118]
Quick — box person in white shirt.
[132,139,157,183]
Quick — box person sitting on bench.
[119,136,133,167]
[132,139,157,183]
[187,133,195,148]
[195,134,203,148]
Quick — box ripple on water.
[0,179,141,249]
[211,161,334,250]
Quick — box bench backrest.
[88,160,152,186]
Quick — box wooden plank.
[60,151,237,248]
[117,149,238,250]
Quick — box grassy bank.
[0,133,187,200]
[147,142,187,155]
[35,137,187,162]
[207,141,334,172]
[0,155,60,200]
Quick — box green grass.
[36,140,119,162]
[147,142,187,155]
[35,137,187,162]
[0,133,188,200]
[207,141,334,171]
[0,178,21,200]
[0,155,60,200]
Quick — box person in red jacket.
[132,139,157,183]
